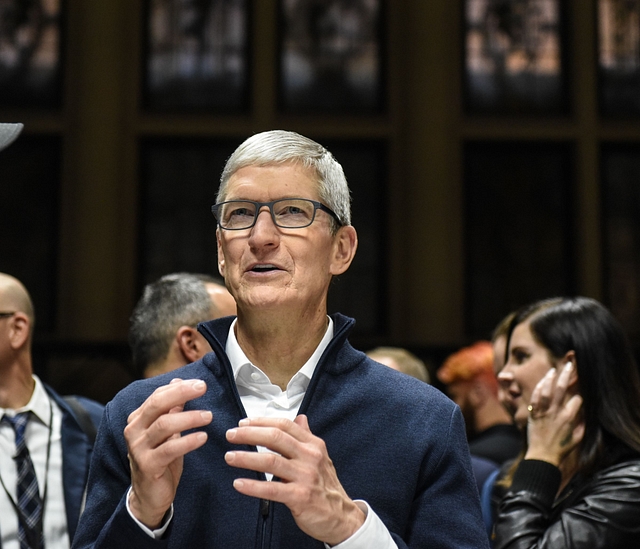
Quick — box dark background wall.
[1,0,637,403]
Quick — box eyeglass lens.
[217,199,318,229]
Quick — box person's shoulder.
[597,457,640,479]
[65,395,105,416]
[44,383,104,415]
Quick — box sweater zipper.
[260,498,270,549]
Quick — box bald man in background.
[129,273,236,378]
[0,273,104,549]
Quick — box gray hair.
[217,130,352,229]
[129,273,215,371]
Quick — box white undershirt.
[132,318,397,548]
[0,375,70,549]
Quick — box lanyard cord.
[0,397,54,548]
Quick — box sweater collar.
[198,312,358,379]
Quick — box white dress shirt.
[0,375,70,549]
[226,318,397,549]
[132,319,397,548]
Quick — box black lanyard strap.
[0,398,53,548]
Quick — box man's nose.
[249,207,280,243]
[254,207,276,227]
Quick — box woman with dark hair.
[492,296,640,548]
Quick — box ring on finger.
[528,404,542,419]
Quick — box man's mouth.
[250,264,279,273]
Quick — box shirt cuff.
[125,486,174,539]
[324,501,398,549]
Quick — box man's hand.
[125,378,212,529]
[224,415,365,546]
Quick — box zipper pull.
[260,498,270,517]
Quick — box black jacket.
[493,454,640,548]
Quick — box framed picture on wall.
[464,141,575,339]
[278,0,385,114]
[142,0,250,111]
[598,0,640,117]
[0,0,64,108]
[463,0,568,115]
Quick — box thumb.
[294,414,310,431]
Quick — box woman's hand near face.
[525,362,585,467]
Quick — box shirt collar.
[0,375,52,427]
[225,317,334,389]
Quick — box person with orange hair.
[438,341,521,465]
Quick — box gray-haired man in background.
[129,273,236,378]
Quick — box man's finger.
[230,476,295,505]
[143,410,213,449]
[224,448,304,481]
[236,415,315,442]
[128,379,207,429]
[146,430,210,468]
[226,425,300,458]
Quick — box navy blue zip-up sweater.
[73,314,489,549]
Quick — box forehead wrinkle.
[224,164,320,202]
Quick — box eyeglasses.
[211,198,342,230]
[0,312,15,319]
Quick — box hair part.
[217,130,352,232]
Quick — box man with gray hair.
[74,130,487,549]
[129,273,236,378]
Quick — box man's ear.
[329,225,358,276]
[216,229,226,277]
[176,326,210,364]
[8,312,30,350]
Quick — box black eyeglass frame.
[0,312,16,318]
[211,198,343,230]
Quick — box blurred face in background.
[492,334,513,414]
